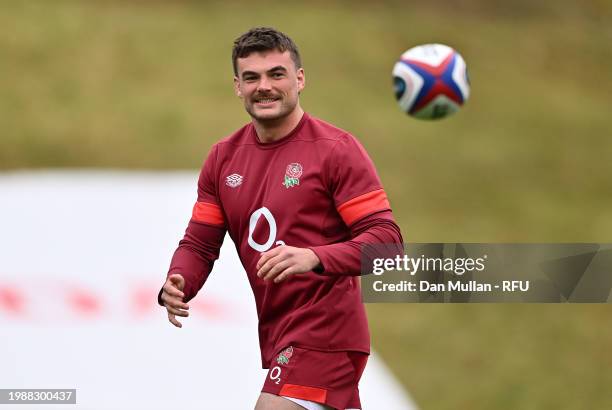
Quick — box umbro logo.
[226,173,243,188]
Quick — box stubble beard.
[246,96,297,124]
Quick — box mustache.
[252,93,280,100]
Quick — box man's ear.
[296,68,305,93]
[234,76,242,98]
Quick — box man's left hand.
[256,246,321,283]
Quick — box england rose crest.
[276,346,294,365]
[283,163,302,188]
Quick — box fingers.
[167,311,182,328]
[260,259,291,282]
[162,294,190,311]
[161,291,190,309]
[165,300,189,328]
[256,246,316,283]
[163,284,184,300]
[256,246,283,270]
[162,274,190,328]
[257,253,286,279]
[273,266,296,283]
[166,305,189,317]
[164,296,189,328]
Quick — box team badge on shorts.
[282,163,302,188]
[276,346,294,365]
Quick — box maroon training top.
[165,113,403,368]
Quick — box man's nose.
[257,76,272,92]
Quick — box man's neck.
[253,107,304,143]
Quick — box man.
[159,27,403,410]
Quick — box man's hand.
[160,274,189,328]
[256,246,321,283]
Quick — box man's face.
[234,50,305,122]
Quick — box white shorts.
[283,396,333,409]
[283,395,360,410]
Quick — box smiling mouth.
[254,97,280,105]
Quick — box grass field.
[2,1,612,408]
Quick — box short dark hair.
[232,27,302,76]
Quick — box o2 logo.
[247,207,285,252]
[269,366,282,385]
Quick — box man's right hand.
[160,274,189,328]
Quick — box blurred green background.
[2,1,611,408]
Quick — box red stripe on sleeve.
[337,189,390,226]
[279,384,327,404]
[192,201,225,226]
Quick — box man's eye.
[272,73,284,78]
